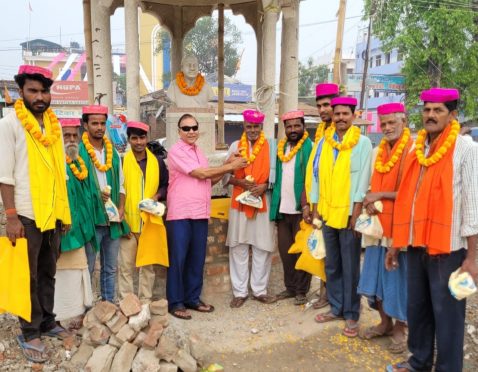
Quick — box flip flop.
[312,297,329,309]
[388,337,408,354]
[185,300,215,313]
[230,296,248,308]
[252,294,278,304]
[169,307,192,320]
[294,294,308,306]
[314,311,344,323]
[385,361,415,372]
[42,325,70,340]
[358,325,393,340]
[343,320,359,338]
[16,335,48,363]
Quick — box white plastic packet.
[139,198,166,217]
[355,201,384,239]
[103,185,121,222]
[235,191,263,208]
[307,219,326,260]
[449,268,477,300]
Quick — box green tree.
[155,16,242,77]
[364,0,478,119]
[298,57,329,97]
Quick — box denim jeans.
[85,226,120,302]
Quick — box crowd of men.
[0,64,477,371]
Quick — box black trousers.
[18,216,60,341]
[407,247,466,372]
[277,214,311,296]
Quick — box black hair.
[14,73,53,90]
[82,113,108,124]
[423,100,458,113]
[177,113,198,127]
[284,117,305,126]
[127,126,148,138]
[316,93,339,102]
[332,104,356,114]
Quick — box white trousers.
[229,244,272,297]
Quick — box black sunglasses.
[179,125,199,132]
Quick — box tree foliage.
[365,0,478,119]
[298,57,329,97]
[156,16,242,78]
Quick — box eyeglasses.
[179,125,199,132]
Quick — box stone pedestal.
[165,107,215,154]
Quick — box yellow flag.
[3,84,12,105]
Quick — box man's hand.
[61,224,71,233]
[363,192,382,215]
[302,205,312,224]
[460,258,478,283]
[250,183,268,197]
[235,178,255,191]
[225,152,242,163]
[229,156,248,170]
[385,248,400,271]
[6,216,24,245]
[349,203,362,238]
[101,190,110,203]
[118,206,125,221]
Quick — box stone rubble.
[62,293,202,372]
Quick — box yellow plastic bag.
[136,212,169,267]
[0,237,31,322]
[295,246,326,282]
[288,220,314,254]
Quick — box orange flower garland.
[240,131,266,164]
[14,98,61,147]
[176,72,205,96]
[375,128,411,173]
[415,120,460,167]
[277,131,309,162]
[82,132,113,172]
[324,125,361,151]
[314,122,326,143]
[66,155,88,180]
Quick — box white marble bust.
[167,54,215,108]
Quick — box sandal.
[358,324,393,340]
[386,361,415,372]
[343,320,359,338]
[312,296,329,309]
[230,296,248,308]
[185,300,215,313]
[169,307,192,320]
[294,294,308,306]
[314,311,344,323]
[388,336,408,354]
[17,335,48,363]
[275,290,295,301]
[252,294,277,304]
[42,324,70,340]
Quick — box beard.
[65,143,79,160]
[23,97,50,115]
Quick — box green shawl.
[270,137,313,221]
[79,141,130,245]
[61,164,98,252]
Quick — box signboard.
[210,83,252,103]
[51,81,89,105]
[345,74,405,93]
[53,108,82,118]
[106,114,128,154]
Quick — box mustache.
[65,143,79,159]
[426,119,437,124]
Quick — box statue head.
[181,54,199,80]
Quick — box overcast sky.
[0,0,365,83]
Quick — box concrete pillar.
[260,1,279,138]
[255,1,263,88]
[170,6,183,76]
[278,0,299,138]
[125,0,140,120]
[91,0,113,111]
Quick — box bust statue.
[167,54,215,108]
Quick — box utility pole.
[217,3,225,148]
[83,0,94,104]
[333,0,347,85]
[360,19,372,110]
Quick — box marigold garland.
[277,131,309,162]
[324,125,361,151]
[82,132,113,172]
[14,99,61,147]
[176,72,205,96]
[415,120,460,167]
[314,122,326,143]
[239,131,266,164]
[375,128,411,173]
[66,155,88,180]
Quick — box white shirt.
[279,145,301,215]
[93,147,125,194]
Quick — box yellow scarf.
[123,149,168,267]
[305,122,327,204]
[21,108,70,231]
[318,126,357,229]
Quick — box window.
[369,57,373,68]
[385,52,391,64]
[375,55,382,67]
[374,90,380,98]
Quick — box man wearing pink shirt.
[166,113,247,320]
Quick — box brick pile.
[69,293,197,372]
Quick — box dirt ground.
[1,261,477,372]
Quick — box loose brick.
[106,311,128,334]
[93,301,118,323]
[150,314,169,329]
[142,325,163,350]
[83,310,99,329]
[84,344,117,372]
[116,324,137,343]
[155,335,178,362]
[173,349,197,372]
[119,293,142,317]
[149,299,168,316]
[159,362,178,372]
[108,334,123,348]
[110,342,138,372]
[70,342,94,369]
[89,324,111,346]
[132,349,160,372]
[128,304,151,332]
[132,332,146,347]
